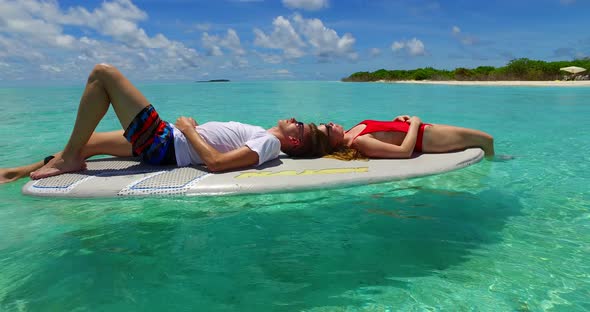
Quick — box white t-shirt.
[171,121,281,167]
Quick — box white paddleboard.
[22,148,483,198]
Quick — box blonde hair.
[324,146,368,161]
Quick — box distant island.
[196,79,230,83]
[342,58,590,82]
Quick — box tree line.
[341,58,590,82]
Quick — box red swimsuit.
[347,120,430,152]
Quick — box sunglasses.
[320,122,333,141]
[296,121,305,142]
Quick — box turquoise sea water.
[1,81,589,311]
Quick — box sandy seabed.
[377,80,590,87]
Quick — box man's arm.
[175,117,259,172]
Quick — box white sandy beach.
[377,80,590,87]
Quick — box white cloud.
[202,33,224,56]
[0,1,361,81]
[255,51,283,64]
[275,69,291,74]
[0,0,201,81]
[254,16,306,59]
[406,39,425,56]
[391,38,426,56]
[40,64,63,73]
[392,42,405,51]
[452,26,461,34]
[224,29,246,55]
[233,56,249,68]
[0,1,76,49]
[282,0,329,11]
[218,56,249,70]
[202,29,245,56]
[0,34,45,61]
[254,14,357,62]
[370,48,381,57]
[137,52,148,62]
[292,13,358,61]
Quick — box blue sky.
[0,0,588,83]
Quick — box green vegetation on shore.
[342,58,590,82]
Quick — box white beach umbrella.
[560,66,587,74]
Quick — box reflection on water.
[1,188,522,311]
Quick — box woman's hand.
[175,116,198,133]
[393,115,411,122]
[409,116,421,125]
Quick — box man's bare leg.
[31,64,150,179]
[1,130,131,184]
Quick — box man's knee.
[483,133,494,146]
[88,63,119,83]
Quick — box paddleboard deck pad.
[22,148,483,198]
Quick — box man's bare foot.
[30,156,86,180]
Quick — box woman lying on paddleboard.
[313,115,494,160]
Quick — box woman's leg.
[1,131,131,184]
[421,124,495,156]
[31,64,151,179]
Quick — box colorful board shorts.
[123,104,177,165]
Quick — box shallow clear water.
[1,82,589,311]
